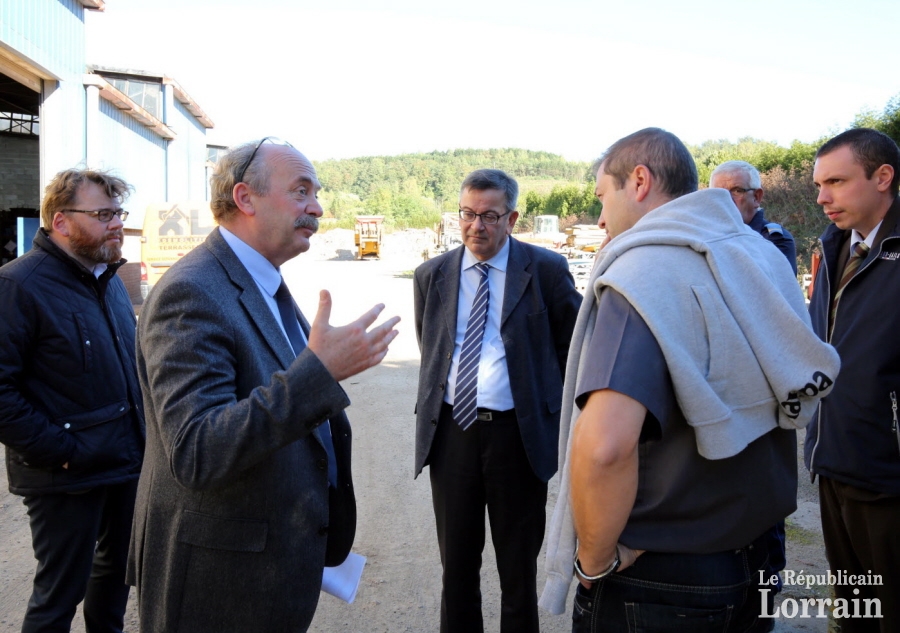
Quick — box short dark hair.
[42,169,132,228]
[460,169,519,212]
[209,140,273,222]
[597,127,698,199]
[817,128,900,196]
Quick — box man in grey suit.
[414,169,581,633]
[128,137,400,632]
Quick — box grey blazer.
[413,237,581,482]
[127,228,356,633]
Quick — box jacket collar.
[204,227,298,370]
[821,195,900,266]
[433,237,532,333]
[34,228,125,284]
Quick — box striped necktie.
[830,241,869,334]
[454,263,491,430]
[275,279,338,487]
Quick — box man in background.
[414,169,580,633]
[711,159,797,274]
[710,158,797,615]
[806,128,900,632]
[0,169,144,632]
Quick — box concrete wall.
[0,135,40,211]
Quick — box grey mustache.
[294,216,319,232]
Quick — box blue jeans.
[572,535,772,633]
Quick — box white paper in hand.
[321,552,366,604]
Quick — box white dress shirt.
[445,238,515,412]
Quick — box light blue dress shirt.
[445,237,515,412]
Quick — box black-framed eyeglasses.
[235,136,295,184]
[728,187,757,196]
[62,208,128,222]
[458,209,511,225]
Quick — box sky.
[85,0,900,163]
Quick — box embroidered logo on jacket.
[879,250,900,261]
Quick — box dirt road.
[0,231,829,632]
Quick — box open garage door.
[0,59,41,265]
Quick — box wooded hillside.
[313,94,900,277]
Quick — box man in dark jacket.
[806,128,900,632]
[0,169,145,633]
[414,169,580,633]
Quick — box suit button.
[317,458,327,470]
[431,419,437,426]
[446,352,452,359]
[318,525,329,536]
[439,383,444,390]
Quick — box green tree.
[852,93,900,147]
[524,190,545,217]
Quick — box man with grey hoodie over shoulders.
[540,128,840,632]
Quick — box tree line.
[313,95,900,277]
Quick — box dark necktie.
[454,263,490,430]
[829,241,869,335]
[275,279,338,487]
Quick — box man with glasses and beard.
[128,138,400,632]
[0,169,145,633]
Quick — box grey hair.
[460,169,519,212]
[709,160,762,189]
[209,140,273,222]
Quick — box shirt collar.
[462,236,511,272]
[851,220,883,250]
[219,226,283,297]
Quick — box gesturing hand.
[307,290,401,382]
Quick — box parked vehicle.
[355,215,384,259]
[141,202,216,299]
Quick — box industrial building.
[0,0,218,303]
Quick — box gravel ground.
[0,229,830,632]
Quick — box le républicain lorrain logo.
[759,570,883,620]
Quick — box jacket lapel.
[205,229,296,370]
[435,246,463,341]
[501,238,531,328]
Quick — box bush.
[760,162,829,277]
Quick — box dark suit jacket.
[414,237,581,482]
[127,228,356,633]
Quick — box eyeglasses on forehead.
[235,136,295,184]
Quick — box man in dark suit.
[128,138,400,633]
[414,169,581,633]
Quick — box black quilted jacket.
[0,229,145,495]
